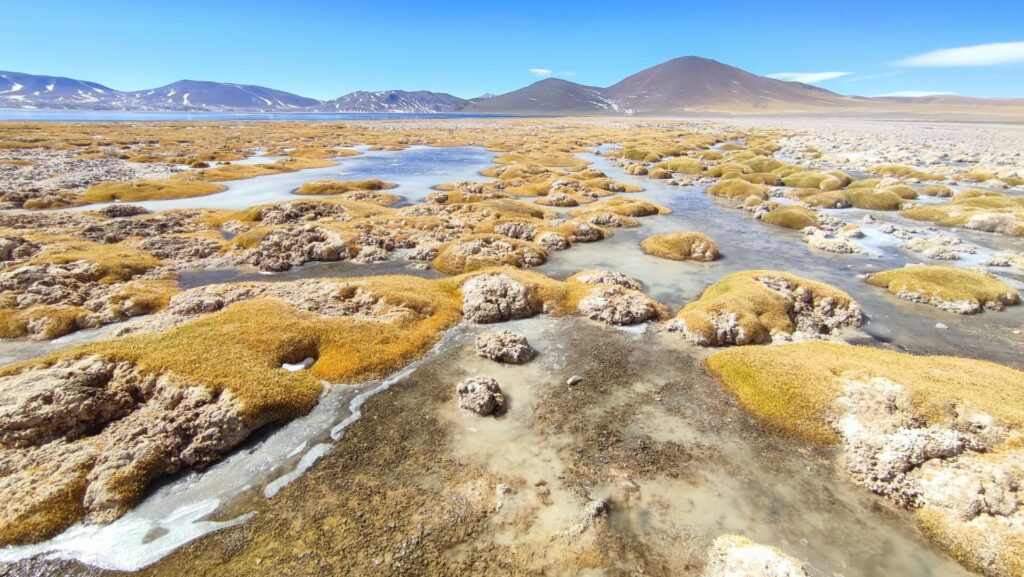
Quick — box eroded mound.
[667,270,861,346]
[865,265,1020,314]
[705,341,1024,577]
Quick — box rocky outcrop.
[577,286,661,325]
[139,235,221,261]
[0,356,251,544]
[536,232,569,251]
[258,201,350,226]
[98,204,151,218]
[802,229,865,255]
[493,221,538,241]
[461,273,535,324]
[703,534,809,577]
[569,269,643,291]
[830,378,1023,577]
[758,275,862,341]
[902,234,977,261]
[474,331,535,364]
[456,376,506,416]
[119,278,420,336]
[0,236,40,263]
[245,225,350,272]
[80,210,204,243]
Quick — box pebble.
[566,375,583,387]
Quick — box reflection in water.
[67,145,497,212]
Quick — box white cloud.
[896,41,1024,67]
[766,71,853,84]
[874,91,956,97]
[529,68,554,77]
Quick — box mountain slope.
[605,56,853,112]
[0,71,119,108]
[461,78,625,115]
[120,80,320,111]
[318,90,466,113]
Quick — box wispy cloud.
[874,90,956,97]
[766,71,853,84]
[896,41,1024,67]
[842,71,904,83]
[529,68,575,78]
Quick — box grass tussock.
[843,189,904,211]
[80,180,226,204]
[294,179,397,195]
[570,196,670,218]
[656,157,704,174]
[866,265,1020,309]
[786,188,848,208]
[706,178,769,200]
[761,205,818,229]
[640,232,719,261]
[705,341,1024,443]
[432,234,546,275]
[183,157,336,182]
[901,191,1024,236]
[8,276,464,423]
[674,270,856,347]
[28,238,162,283]
[874,164,944,181]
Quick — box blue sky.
[2,0,1023,100]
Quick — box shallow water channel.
[1,144,1021,574]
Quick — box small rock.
[474,331,535,364]
[456,376,506,416]
[566,375,583,387]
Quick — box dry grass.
[286,147,360,159]
[640,232,719,261]
[761,205,818,229]
[295,179,397,195]
[785,188,848,208]
[656,157,704,174]
[705,341,1024,443]
[7,276,463,422]
[874,164,944,181]
[80,180,226,204]
[843,189,904,211]
[706,178,769,200]
[27,238,162,283]
[901,192,1024,236]
[571,196,670,218]
[183,157,336,182]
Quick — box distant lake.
[0,109,520,122]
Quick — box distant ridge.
[121,80,320,111]
[462,78,626,115]
[318,90,466,113]
[2,58,1020,115]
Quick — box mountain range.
[2,57,1020,115]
